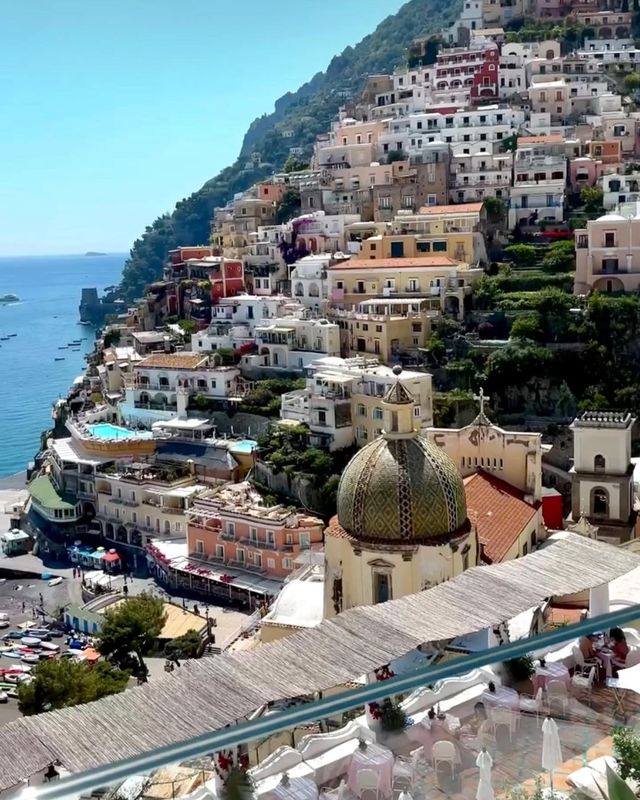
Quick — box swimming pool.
[87,423,153,440]
[229,439,258,453]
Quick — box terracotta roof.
[329,256,461,270]
[138,353,208,370]
[415,202,483,215]
[464,471,539,564]
[518,134,563,144]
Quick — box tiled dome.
[336,434,467,543]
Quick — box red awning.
[102,552,120,563]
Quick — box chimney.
[163,335,171,353]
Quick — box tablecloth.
[407,715,460,758]
[263,775,319,800]
[347,742,394,797]
[481,686,520,711]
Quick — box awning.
[102,552,120,563]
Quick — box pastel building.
[574,208,640,294]
[186,482,323,580]
[252,317,341,371]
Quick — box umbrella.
[542,716,564,791]
[476,748,495,800]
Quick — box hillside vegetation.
[115,0,459,300]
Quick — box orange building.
[187,482,323,580]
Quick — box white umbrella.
[542,716,564,791]
[476,749,495,800]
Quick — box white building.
[290,254,334,310]
[252,318,341,371]
[450,149,513,203]
[447,0,484,44]
[508,146,567,229]
[602,172,640,211]
[293,212,361,254]
[280,356,433,450]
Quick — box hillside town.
[6,1,640,799]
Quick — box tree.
[541,240,576,273]
[275,188,301,224]
[282,154,309,173]
[614,727,640,783]
[484,196,506,225]
[165,629,203,660]
[387,149,407,163]
[504,244,538,269]
[103,329,121,348]
[18,659,129,716]
[178,319,198,336]
[580,185,604,211]
[510,314,544,342]
[624,72,640,93]
[99,593,166,680]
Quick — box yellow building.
[331,298,437,363]
[328,256,483,319]
[386,202,489,265]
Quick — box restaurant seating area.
[214,629,640,800]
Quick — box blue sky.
[0,0,400,256]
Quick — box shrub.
[504,244,538,269]
[613,727,640,783]
[379,699,408,732]
[504,655,534,683]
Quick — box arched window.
[294,282,304,297]
[591,487,609,517]
[594,454,606,472]
[308,282,320,297]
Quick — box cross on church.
[474,387,489,417]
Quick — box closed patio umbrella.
[476,748,495,800]
[542,716,564,791]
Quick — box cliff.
[111,0,459,303]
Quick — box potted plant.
[214,750,254,800]
[379,698,408,733]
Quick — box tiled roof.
[518,134,563,144]
[138,353,208,369]
[464,471,539,564]
[415,202,483,215]
[329,256,461,270]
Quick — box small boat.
[39,642,59,652]
[0,337,10,342]
[20,637,41,647]
[8,334,17,337]
[2,651,21,659]
[54,357,65,361]
[48,577,63,587]
[58,346,67,350]
[21,654,40,664]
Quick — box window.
[413,406,421,418]
[283,558,293,570]
[373,571,391,604]
[250,527,257,541]
[267,531,275,545]
[299,533,310,550]
[523,543,528,557]
[216,544,224,559]
[210,379,217,388]
[357,404,366,417]
[254,553,262,568]
[605,232,616,247]
[236,549,245,563]
[227,522,235,536]
[267,558,275,569]
[373,407,384,420]
[433,241,447,252]
[132,512,137,523]
[417,241,431,253]
[592,487,609,516]
[175,522,181,533]
[195,540,204,554]
[594,454,606,472]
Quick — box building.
[327,256,482,320]
[95,461,206,575]
[164,247,219,280]
[574,209,640,294]
[252,317,341,371]
[186,482,323,582]
[449,149,513,203]
[508,142,567,230]
[120,352,248,427]
[324,368,478,617]
[602,172,640,211]
[569,410,637,544]
[280,356,433,450]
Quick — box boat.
[54,357,65,362]
[8,333,17,337]
[0,295,19,305]
[2,651,21,659]
[0,337,10,342]
[48,577,63,587]
[20,637,41,647]
[21,654,40,664]
[39,642,59,652]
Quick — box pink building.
[569,156,603,192]
[187,482,323,581]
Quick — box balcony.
[237,537,277,551]
[142,500,187,515]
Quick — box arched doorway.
[105,522,115,540]
[82,501,95,518]
[592,277,624,293]
[130,530,142,548]
[116,525,128,544]
[590,487,609,517]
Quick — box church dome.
[336,432,468,544]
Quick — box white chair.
[357,768,380,799]
[547,679,570,716]
[572,665,597,707]
[432,740,457,779]
[519,687,544,725]
[572,645,599,675]
[490,708,518,743]
[392,758,415,796]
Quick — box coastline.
[0,471,27,490]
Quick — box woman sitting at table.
[458,703,494,756]
[610,628,630,675]
[579,635,597,661]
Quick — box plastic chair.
[572,665,597,706]
[357,768,380,799]
[432,739,457,779]
[490,708,518,742]
[547,679,570,716]
[519,687,544,725]
[572,645,599,675]
[392,758,415,796]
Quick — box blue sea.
[0,253,126,477]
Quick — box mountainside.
[115,0,460,301]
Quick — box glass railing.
[15,605,640,800]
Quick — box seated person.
[610,628,630,675]
[459,703,494,755]
[579,635,597,661]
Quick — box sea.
[0,253,126,477]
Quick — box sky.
[0,0,401,257]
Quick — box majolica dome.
[336,434,468,543]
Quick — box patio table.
[262,775,319,800]
[481,686,520,711]
[347,742,394,798]
[607,677,628,722]
[532,663,570,692]
[406,714,461,758]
